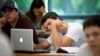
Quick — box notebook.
[56,47,79,53]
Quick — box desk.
[16,53,75,56]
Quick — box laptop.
[11,29,49,53]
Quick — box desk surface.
[16,53,75,56]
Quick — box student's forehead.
[43,23,47,27]
[46,18,55,21]
[42,25,47,29]
[44,19,50,24]
[43,18,54,25]
[3,7,14,11]
[33,8,40,10]
[4,7,13,10]
[87,26,100,29]
[84,26,100,32]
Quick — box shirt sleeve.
[65,23,83,42]
[46,35,52,44]
[75,43,93,56]
[0,33,13,56]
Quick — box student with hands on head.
[34,12,85,50]
[26,0,46,30]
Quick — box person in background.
[0,32,14,56]
[76,15,100,56]
[26,0,46,30]
[0,0,39,44]
[34,12,85,50]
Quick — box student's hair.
[41,12,63,25]
[83,15,100,30]
[29,0,45,20]
[30,0,45,9]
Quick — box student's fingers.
[33,43,36,49]
[40,6,45,14]
[57,23,65,31]
[0,17,7,23]
[56,21,63,27]
[0,17,7,28]
[58,25,64,30]
[0,20,4,28]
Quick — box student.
[0,0,39,44]
[26,0,45,30]
[34,12,85,49]
[0,32,14,56]
[76,15,100,56]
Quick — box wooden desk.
[16,53,75,56]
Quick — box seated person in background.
[76,15,100,56]
[0,0,39,44]
[26,0,45,30]
[34,12,85,50]
[0,32,14,56]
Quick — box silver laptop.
[11,29,49,53]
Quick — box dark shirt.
[2,14,39,44]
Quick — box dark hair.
[83,15,100,30]
[41,12,63,25]
[31,0,45,9]
[26,0,45,22]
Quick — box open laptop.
[11,29,49,53]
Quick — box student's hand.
[40,6,46,14]
[0,17,7,29]
[51,19,67,34]
[56,21,67,34]
[33,43,36,49]
[51,19,61,26]
[50,19,61,32]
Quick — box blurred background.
[1,0,100,24]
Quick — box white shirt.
[0,32,14,56]
[47,23,85,47]
[75,43,93,56]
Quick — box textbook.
[56,47,79,53]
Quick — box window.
[52,0,100,15]
[14,0,48,13]
[48,0,100,23]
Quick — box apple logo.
[19,37,23,43]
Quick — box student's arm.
[50,23,73,49]
[40,6,46,15]
[51,23,61,49]
[34,40,50,49]
[51,22,82,49]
